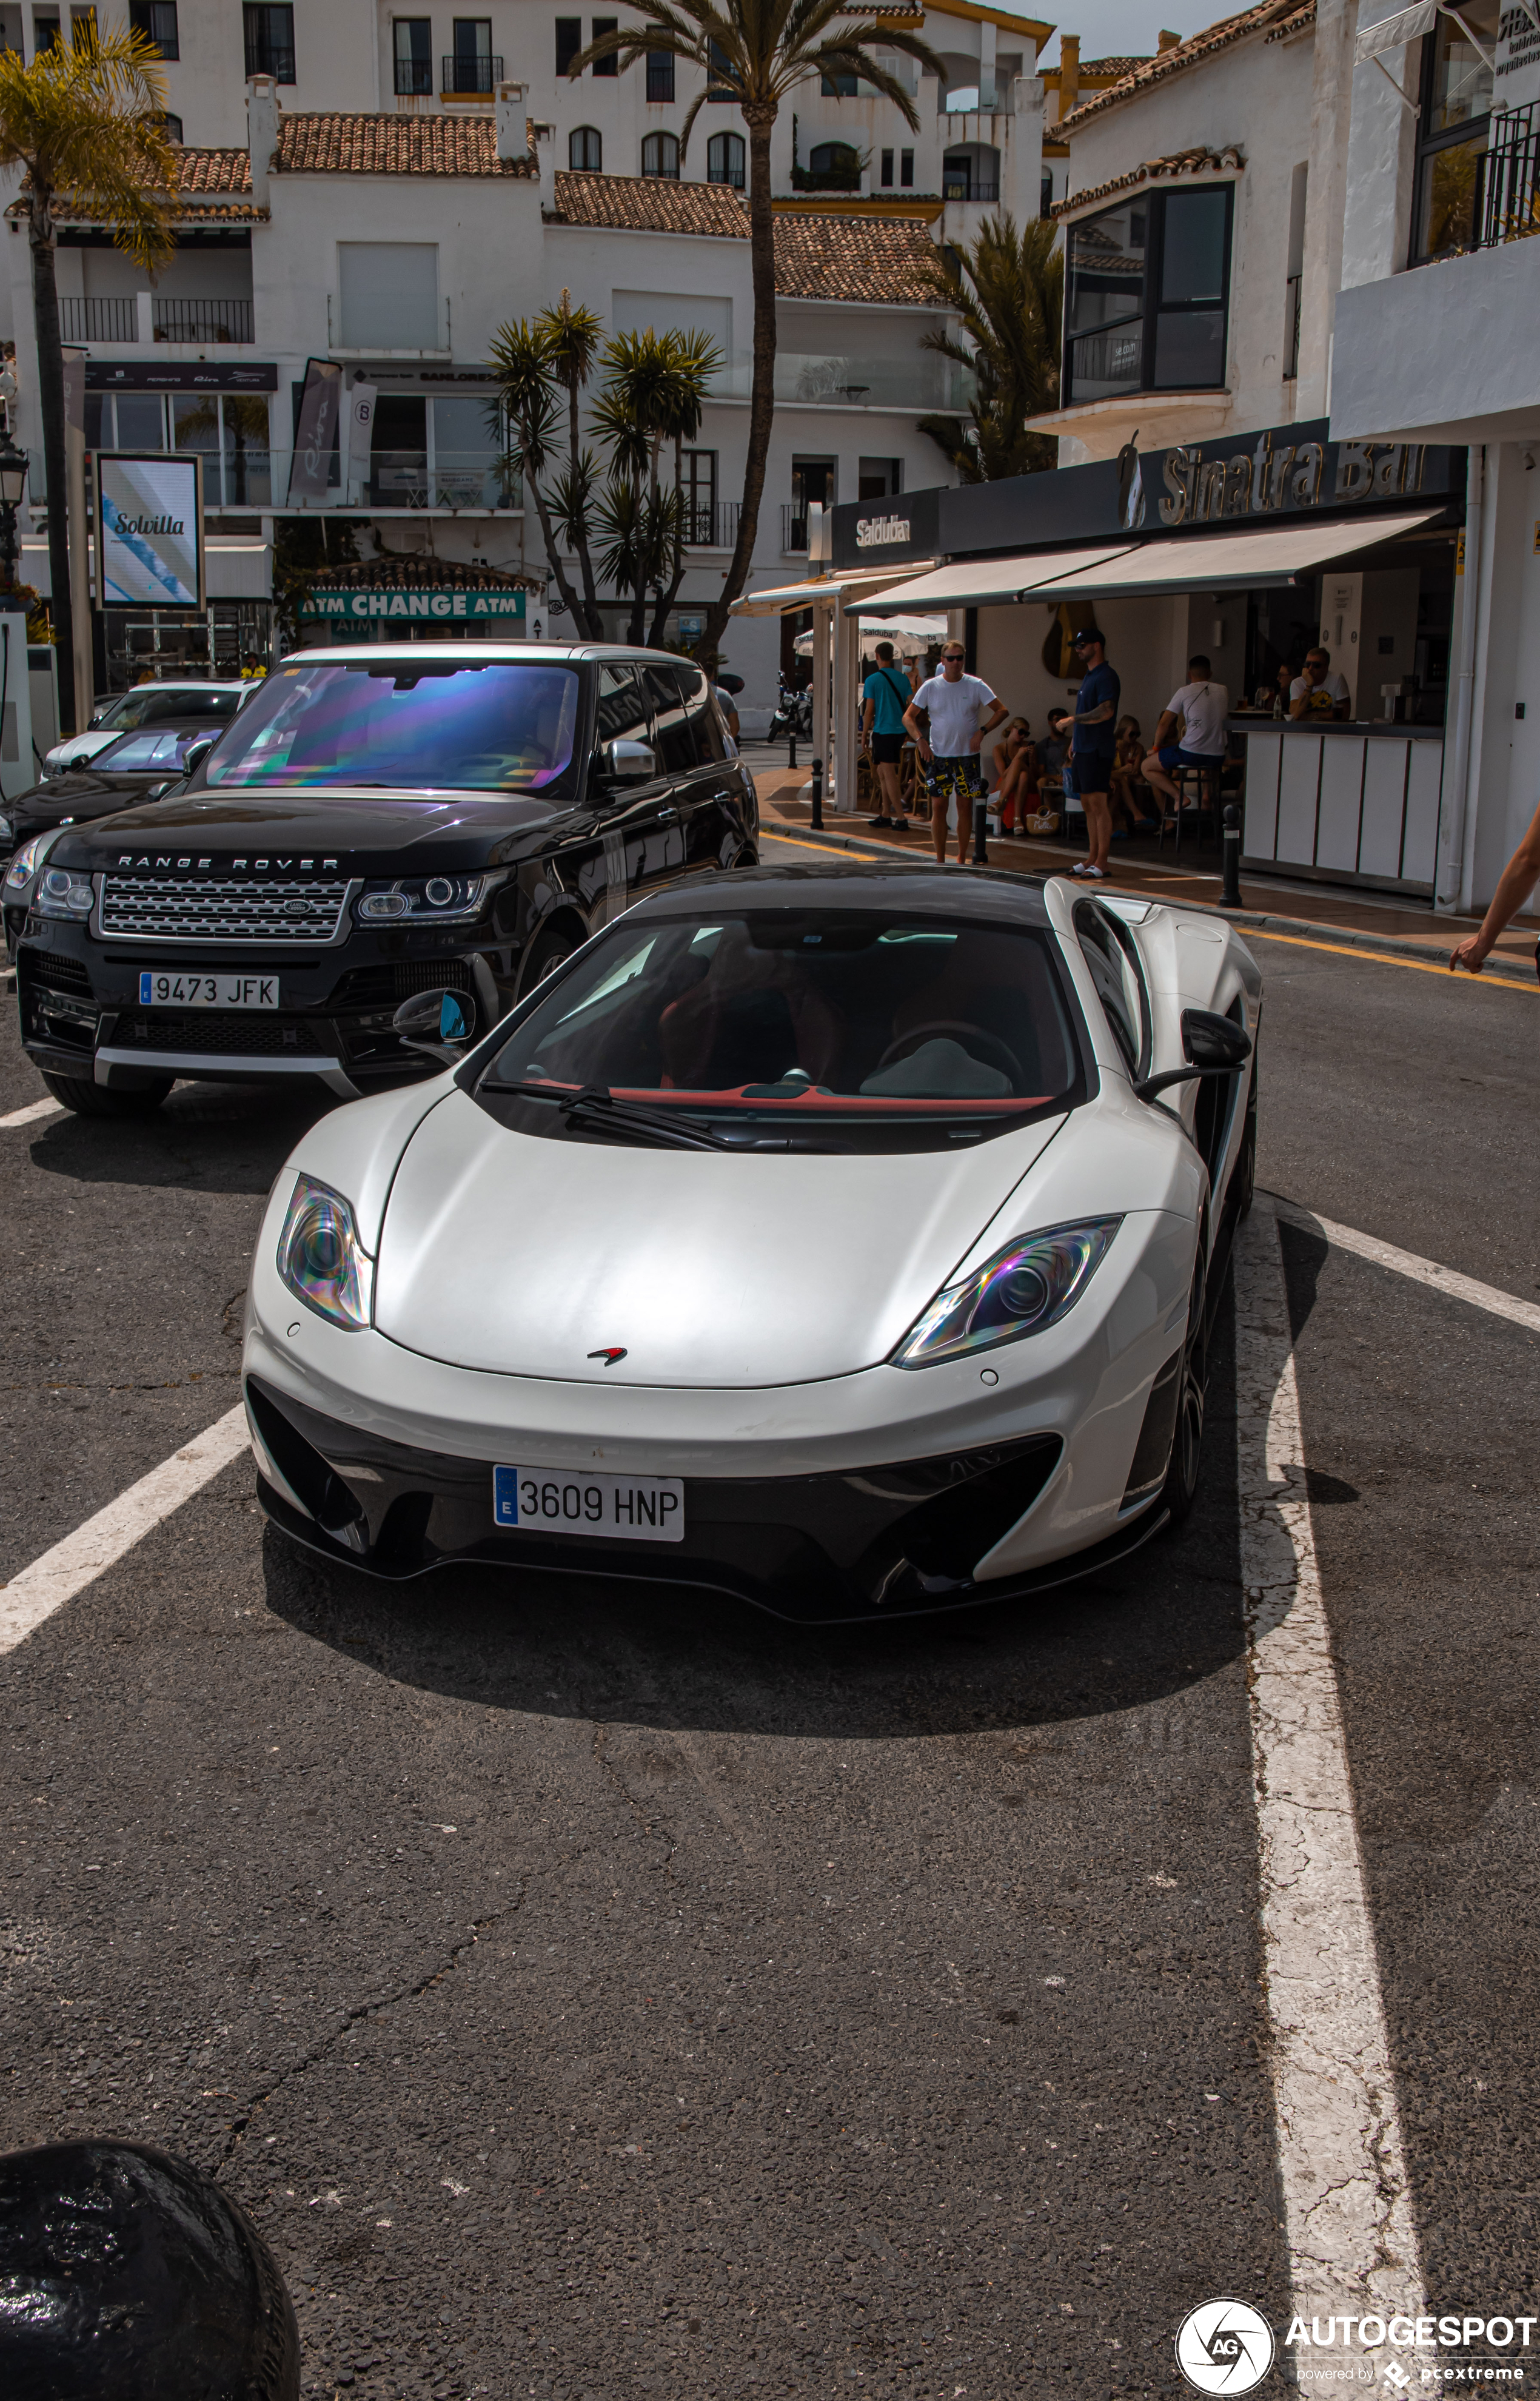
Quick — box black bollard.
[0,2138,301,2399]
[1221,801,1243,908]
[810,753,824,831]
[788,730,797,771]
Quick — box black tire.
[1162,1256,1208,1528]
[40,1069,173,1119]
[520,922,582,998]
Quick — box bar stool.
[1157,762,1219,858]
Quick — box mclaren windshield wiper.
[494,1080,729,1152]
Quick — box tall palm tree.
[570,0,945,665]
[917,212,1064,483]
[0,27,178,730]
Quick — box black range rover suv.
[6,643,758,1115]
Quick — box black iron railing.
[443,52,501,93]
[155,298,255,344]
[1476,103,1540,247]
[685,500,738,547]
[61,296,137,342]
[394,56,433,93]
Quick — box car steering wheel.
[875,1021,1026,1092]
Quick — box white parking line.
[1271,1192,1540,1336]
[0,1405,249,1656]
[0,1096,64,1130]
[1236,1202,1424,2388]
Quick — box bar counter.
[1230,716,1445,896]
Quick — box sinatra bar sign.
[300,586,527,620]
[1131,428,1433,530]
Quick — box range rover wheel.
[520,924,582,995]
[1161,1255,1208,1528]
[40,1070,173,1119]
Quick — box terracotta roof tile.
[1058,0,1314,132]
[1053,144,1245,220]
[546,169,749,234]
[176,148,253,193]
[772,211,939,303]
[275,112,538,177]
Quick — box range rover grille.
[99,875,352,944]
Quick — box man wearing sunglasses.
[903,642,1007,864]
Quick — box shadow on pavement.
[20,1081,344,1195]
[259,1289,1247,1742]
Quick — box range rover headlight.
[276,1174,373,1330]
[357,875,492,924]
[892,1218,1122,1369]
[36,866,95,919]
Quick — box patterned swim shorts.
[922,753,985,805]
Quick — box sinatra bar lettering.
[1159,434,1429,526]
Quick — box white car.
[41,679,249,777]
[242,865,1261,1622]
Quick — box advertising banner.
[287,357,343,503]
[96,451,203,608]
[299,585,526,623]
[346,379,378,491]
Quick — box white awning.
[1023,509,1444,599]
[839,545,1137,613]
[1355,2,1438,65]
[731,564,934,617]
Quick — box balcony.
[155,298,254,344]
[1476,103,1540,249]
[61,297,136,342]
[943,177,999,203]
[442,52,501,95]
[782,504,811,554]
[393,57,433,95]
[683,499,739,548]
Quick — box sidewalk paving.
[751,764,1539,985]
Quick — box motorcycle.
[768,675,813,745]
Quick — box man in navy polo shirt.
[1067,625,1120,880]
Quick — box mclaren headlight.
[276,1174,373,1330]
[892,1218,1122,1369]
[356,875,494,924]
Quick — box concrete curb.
[758,815,1535,988]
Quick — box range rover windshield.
[200,659,581,795]
[480,910,1086,1152]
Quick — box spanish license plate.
[493,1466,685,1543]
[138,972,279,1009]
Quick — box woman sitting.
[991,717,1039,835]
[1108,715,1157,834]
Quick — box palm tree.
[570,0,945,665]
[917,212,1064,483]
[589,327,720,640]
[0,27,178,731]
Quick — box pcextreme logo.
[1176,2302,1277,2396]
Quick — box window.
[679,663,726,762]
[807,140,860,189]
[1075,900,1149,1079]
[641,130,679,178]
[243,2,295,81]
[821,70,858,95]
[857,456,901,500]
[555,15,581,74]
[393,16,432,95]
[683,446,715,541]
[159,109,182,140]
[645,45,672,100]
[591,15,616,75]
[1040,167,1053,218]
[900,146,914,187]
[447,17,496,93]
[129,0,178,59]
[643,665,696,773]
[594,663,651,754]
[880,147,893,187]
[706,37,732,97]
[33,15,61,52]
[337,241,438,350]
[1063,184,1233,405]
[1411,0,1498,260]
[707,130,743,187]
[569,124,601,170]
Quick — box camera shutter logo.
[1175,2300,1276,2396]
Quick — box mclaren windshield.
[480,909,1086,1152]
[199,658,581,796]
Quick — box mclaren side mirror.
[393,987,475,1061]
[602,737,656,782]
[1134,1007,1252,1103]
[182,732,218,777]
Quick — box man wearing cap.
[1067,626,1121,879]
[903,639,1008,864]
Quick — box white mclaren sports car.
[242,864,1260,1622]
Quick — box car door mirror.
[1133,1007,1251,1103]
[182,732,218,777]
[602,737,656,781]
[392,987,475,1060]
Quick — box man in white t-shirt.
[903,640,1008,864]
[1141,652,1231,822]
[1288,646,1351,720]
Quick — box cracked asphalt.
[0,928,1536,2399]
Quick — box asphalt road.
[0,913,1536,2400]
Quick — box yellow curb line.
[1243,928,1539,989]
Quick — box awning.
[731,565,934,617]
[840,545,1136,613]
[1354,2,1503,69]
[1019,509,1444,600]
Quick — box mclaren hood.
[372,1089,1066,1388]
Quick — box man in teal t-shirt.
[861,640,914,830]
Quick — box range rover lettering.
[7,644,758,1118]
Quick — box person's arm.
[1288,683,1311,720]
[902,694,931,756]
[1076,682,1117,737]
[862,693,874,748]
[1450,798,1540,970]
[1334,689,1351,721]
[1147,708,1179,756]
[973,696,1008,751]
